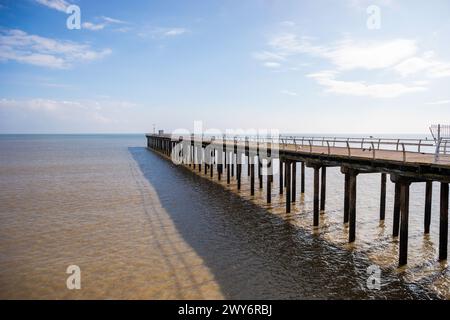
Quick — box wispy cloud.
[426,99,450,105]
[138,27,189,39]
[307,71,426,98]
[0,98,136,124]
[255,32,450,98]
[280,89,298,96]
[82,22,106,31]
[34,0,69,12]
[82,16,129,31]
[0,29,112,68]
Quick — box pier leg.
[237,156,241,190]
[313,167,320,227]
[250,161,255,196]
[231,153,235,177]
[301,162,305,194]
[247,155,250,176]
[292,162,296,203]
[439,183,448,261]
[344,173,350,223]
[286,161,291,213]
[380,173,386,221]
[349,172,357,243]
[320,167,326,212]
[393,182,401,237]
[424,181,432,234]
[227,152,230,184]
[259,159,263,189]
[267,161,272,204]
[210,150,214,178]
[399,182,410,266]
[279,160,284,195]
[218,151,222,181]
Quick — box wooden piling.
[301,162,305,194]
[292,162,296,203]
[393,182,401,237]
[250,162,255,196]
[424,181,432,234]
[279,159,284,195]
[399,182,410,266]
[320,166,326,212]
[286,161,291,213]
[344,173,350,223]
[380,173,386,220]
[439,182,448,261]
[267,162,272,204]
[227,152,231,184]
[348,172,357,243]
[313,166,320,227]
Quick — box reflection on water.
[0,135,447,299]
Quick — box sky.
[0,0,449,134]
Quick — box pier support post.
[393,182,401,237]
[292,162,296,203]
[250,160,255,196]
[439,182,448,261]
[210,150,214,178]
[279,159,284,195]
[348,171,358,243]
[313,166,320,226]
[344,173,350,223]
[320,167,326,212]
[267,160,272,204]
[424,181,432,234]
[286,161,291,213]
[301,162,305,194]
[399,181,411,266]
[259,159,263,189]
[227,152,231,184]
[237,154,241,190]
[380,173,387,221]
[231,153,235,177]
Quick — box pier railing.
[193,135,443,163]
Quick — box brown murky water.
[0,135,448,299]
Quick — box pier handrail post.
[361,138,364,149]
[396,139,400,151]
[346,141,351,158]
[418,139,422,153]
[308,140,312,153]
[378,138,381,150]
[402,143,406,162]
[326,140,330,155]
[371,142,375,159]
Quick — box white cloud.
[426,100,450,105]
[394,51,450,78]
[82,16,129,31]
[280,90,298,96]
[35,0,69,12]
[0,29,112,68]
[325,39,417,71]
[263,62,281,68]
[265,34,417,71]
[82,22,106,31]
[138,27,189,39]
[307,71,426,98]
[101,16,127,24]
[280,21,296,27]
[0,98,136,124]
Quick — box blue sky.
[0,0,449,134]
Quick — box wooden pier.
[146,133,450,267]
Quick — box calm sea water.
[0,134,448,299]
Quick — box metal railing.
[174,134,442,163]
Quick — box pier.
[146,133,450,267]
